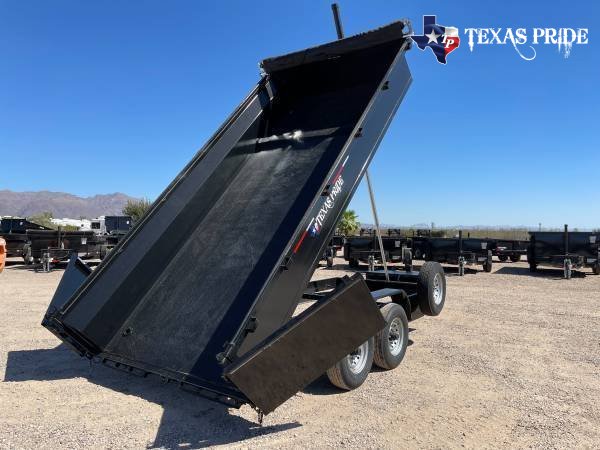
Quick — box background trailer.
[528,225,600,278]
[411,231,496,275]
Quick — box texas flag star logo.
[411,16,460,64]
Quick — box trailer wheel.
[326,337,374,390]
[374,304,408,370]
[510,254,521,263]
[498,255,508,262]
[417,261,445,316]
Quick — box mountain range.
[0,190,139,219]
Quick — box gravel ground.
[1,256,599,449]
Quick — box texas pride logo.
[411,16,460,64]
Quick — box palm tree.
[338,210,360,236]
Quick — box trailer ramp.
[43,21,413,413]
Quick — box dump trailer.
[528,225,600,278]
[42,20,446,416]
[494,239,528,262]
[0,217,53,257]
[90,215,133,259]
[23,229,103,264]
[344,235,410,268]
[411,232,496,275]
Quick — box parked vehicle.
[411,231,496,275]
[528,225,599,278]
[23,229,104,264]
[42,19,445,416]
[0,217,52,257]
[494,239,529,262]
[89,215,133,259]
[90,215,132,236]
[344,235,410,268]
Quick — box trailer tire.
[326,337,374,390]
[374,304,408,370]
[498,255,508,262]
[510,254,521,263]
[417,261,445,316]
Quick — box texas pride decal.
[411,16,460,64]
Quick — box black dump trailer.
[493,239,529,262]
[42,20,446,416]
[344,235,410,269]
[104,215,133,234]
[528,225,600,278]
[0,217,53,257]
[411,231,496,275]
[90,215,134,259]
[24,229,104,266]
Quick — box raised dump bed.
[42,20,446,415]
[528,225,600,278]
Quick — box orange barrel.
[0,237,6,273]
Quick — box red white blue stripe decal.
[293,218,315,254]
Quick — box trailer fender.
[390,290,412,321]
[225,274,385,414]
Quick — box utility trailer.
[90,215,133,236]
[493,239,528,262]
[528,225,600,278]
[90,215,133,259]
[343,235,411,269]
[0,217,53,257]
[411,231,496,275]
[42,19,446,416]
[23,229,104,266]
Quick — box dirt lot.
[1,256,599,449]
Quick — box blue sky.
[1,1,598,228]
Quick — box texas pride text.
[464,27,589,59]
[311,176,344,237]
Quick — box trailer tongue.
[42,20,422,414]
